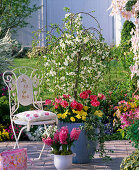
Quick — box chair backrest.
[3,67,43,116]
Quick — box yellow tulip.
[57,114,62,118]
[76,114,81,119]
[82,116,86,121]
[83,106,89,111]
[70,117,75,122]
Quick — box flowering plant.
[33,8,110,98]
[114,99,139,129]
[44,90,106,123]
[44,91,111,159]
[42,126,81,155]
[114,98,139,148]
[109,0,139,81]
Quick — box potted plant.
[42,126,81,170]
[44,90,108,163]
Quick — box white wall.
[14,0,115,46]
[47,0,114,44]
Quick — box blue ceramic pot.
[58,121,97,164]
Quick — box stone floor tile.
[0,140,136,170]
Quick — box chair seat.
[13,110,58,131]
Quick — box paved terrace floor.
[0,140,135,170]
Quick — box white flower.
[44,62,49,67]
[49,69,56,76]
[69,72,75,75]
[60,76,65,81]
[84,37,89,43]
[43,56,46,58]
[64,59,68,66]
[75,36,81,43]
[65,13,71,18]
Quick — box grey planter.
[58,121,97,164]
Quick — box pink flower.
[61,100,69,108]
[59,127,68,144]
[80,91,89,99]
[44,99,51,105]
[54,131,60,143]
[98,93,106,100]
[43,137,53,146]
[91,100,100,107]
[2,88,6,91]
[63,94,70,99]
[76,103,83,111]
[133,95,139,99]
[60,126,69,134]
[45,112,49,116]
[2,93,5,96]
[118,100,128,105]
[34,114,38,117]
[108,91,112,94]
[70,128,81,141]
[70,100,78,109]
[90,95,98,101]
[55,98,62,103]
[85,90,91,94]
[26,114,30,117]
[54,103,59,109]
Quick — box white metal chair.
[3,66,58,159]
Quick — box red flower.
[76,103,83,111]
[63,94,71,99]
[44,99,51,105]
[61,100,69,108]
[70,100,78,109]
[91,100,100,107]
[85,90,91,94]
[90,95,98,101]
[98,93,106,100]
[80,91,89,99]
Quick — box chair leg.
[11,121,20,149]
[38,143,46,160]
[14,126,27,149]
[37,124,55,160]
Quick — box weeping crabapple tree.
[109,0,139,86]
[34,8,110,99]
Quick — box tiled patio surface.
[0,140,135,170]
